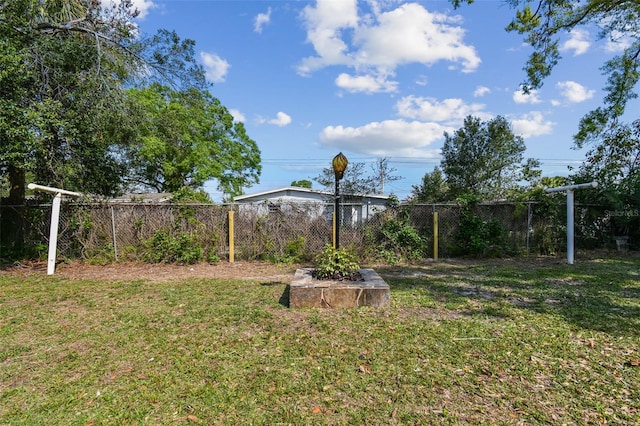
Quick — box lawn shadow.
[278,284,290,308]
[377,258,640,337]
[259,281,290,307]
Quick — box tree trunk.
[1,164,26,256]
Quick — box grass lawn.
[1,255,640,425]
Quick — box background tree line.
[0,0,261,206]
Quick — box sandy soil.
[0,260,299,283]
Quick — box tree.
[411,166,449,203]
[313,158,402,196]
[452,0,639,146]
[441,115,528,200]
[123,84,261,197]
[572,119,640,216]
[0,0,208,202]
[370,158,403,194]
[291,180,312,189]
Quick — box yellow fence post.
[433,211,439,260]
[228,210,235,263]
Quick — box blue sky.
[128,0,638,201]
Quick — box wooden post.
[228,210,235,263]
[433,211,439,260]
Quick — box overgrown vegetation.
[1,255,639,424]
[312,244,360,280]
[452,196,514,257]
[369,209,428,264]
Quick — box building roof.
[234,186,390,203]
[109,193,173,203]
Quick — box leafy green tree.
[0,0,207,202]
[291,180,313,188]
[411,166,449,202]
[441,115,530,200]
[124,84,261,197]
[571,120,640,231]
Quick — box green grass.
[1,255,640,425]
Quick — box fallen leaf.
[359,365,371,374]
[187,414,199,423]
[311,406,322,414]
[627,360,640,367]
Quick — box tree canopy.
[0,0,248,203]
[441,115,529,200]
[124,84,261,197]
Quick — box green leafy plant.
[313,244,360,280]
[453,197,513,257]
[143,230,203,264]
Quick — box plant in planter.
[311,244,362,281]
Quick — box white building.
[233,186,390,225]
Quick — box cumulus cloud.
[258,112,292,127]
[319,120,451,158]
[513,88,542,104]
[254,7,272,33]
[511,111,555,139]
[335,73,398,93]
[560,29,590,56]
[395,96,489,125]
[556,80,595,104]
[474,86,490,97]
[298,1,480,93]
[200,52,230,83]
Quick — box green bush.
[453,205,513,257]
[313,244,360,280]
[367,210,427,264]
[143,231,203,264]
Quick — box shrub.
[452,202,513,257]
[313,244,360,280]
[143,231,203,264]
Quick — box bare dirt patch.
[1,260,299,283]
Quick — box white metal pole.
[567,190,574,265]
[47,193,62,275]
[545,181,596,264]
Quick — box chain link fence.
[1,200,636,264]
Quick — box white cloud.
[298,0,358,75]
[335,73,398,93]
[260,112,292,127]
[556,80,595,104]
[513,88,542,104]
[510,111,555,139]
[395,96,489,125]
[298,1,480,93]
[605,31,634,53]
[474,86,490,97]
[560,28,590,56]
[319,119,451,158]
[104,0,155,20]
[254,7,272,33]
[200,52,230,83]
[229,109,246,122]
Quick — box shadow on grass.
[376,256,640,337]
[278,284,290,308]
